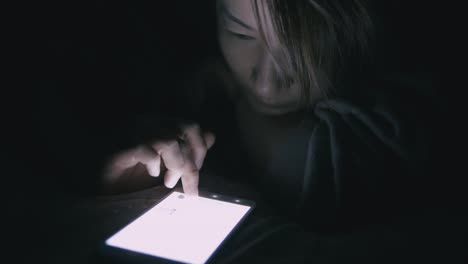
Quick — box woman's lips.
[245,93,299,115]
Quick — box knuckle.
[166,139,179,149]
[152,139,178,152]
[135,145,146,154]
[193,144,207,156]
[184,162,199,174]
[150,141,164,152]
[173,153,186,168]
[182,123,201,134]
[175,159,186,169]
[127,146,143,161]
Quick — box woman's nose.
[251,49,292,96]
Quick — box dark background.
[5,0,464,262]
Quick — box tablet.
[102,190,255,264]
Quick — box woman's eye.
[227,31,255,41]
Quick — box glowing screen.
[106,191,252,264]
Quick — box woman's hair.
[252,0,375,106]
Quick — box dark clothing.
[185,69,443,232]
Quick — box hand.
[103,123,215,196]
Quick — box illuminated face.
[217,0,303,115]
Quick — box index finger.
[180,143,199,196]
[181,124,206,169]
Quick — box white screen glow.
[105,192,251,264]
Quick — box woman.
[102,0,434,230]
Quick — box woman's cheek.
[219,36,257,88]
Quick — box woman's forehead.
[219,0,275,35]
[219,0,258,29]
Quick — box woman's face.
[217,0,303,115]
